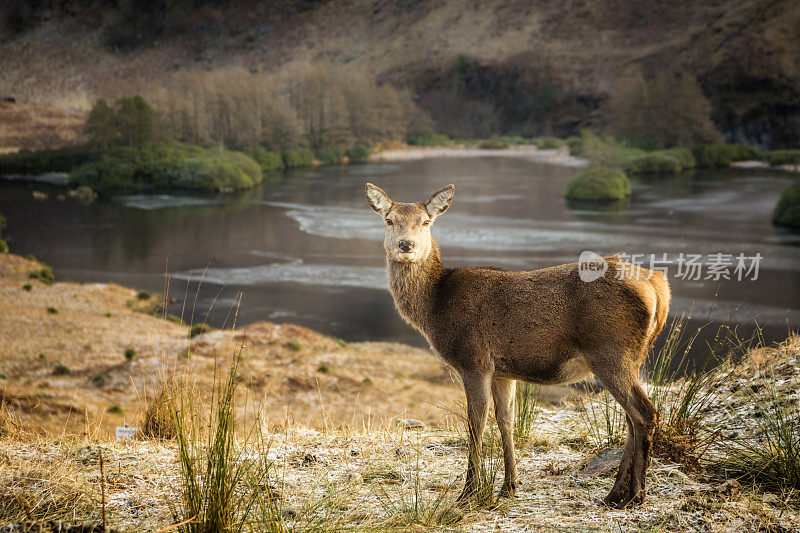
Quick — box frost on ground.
[1,397,797,532]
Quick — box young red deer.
[365,183,670,508]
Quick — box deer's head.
[365,183,454,263]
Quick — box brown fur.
[365,183,671,508]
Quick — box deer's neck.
[386,240,445,332]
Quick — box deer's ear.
[365,183,392,216]
[425,184,454,219]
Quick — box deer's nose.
[398,240,415,253]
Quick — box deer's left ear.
[425,184,454,219]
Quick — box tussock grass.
[716,374,800,492]
[139,374,195,441]
[375,455,463,528]
[575,385,627,449]
[514,382,540,447]
[172,349,262,533]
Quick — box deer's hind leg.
[591,356,656,509]
[492,377,519,497]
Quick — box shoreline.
[370,144,587,167]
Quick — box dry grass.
[0,102,86,149]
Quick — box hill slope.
[0,0,798,147]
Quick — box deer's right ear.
[365,183,392,216]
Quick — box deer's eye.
[423,220,430,226]
[385,219,393,226]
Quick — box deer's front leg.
[456,370,491,505]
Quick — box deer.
[364,182,670,509]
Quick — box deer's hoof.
[500,480,520,498]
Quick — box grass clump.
[172,352,267,533]
[46,306,58,314]
[124,348,137,360]
[189,323,211,338]
[281,148,314,168]
[375,458,463,528]
[772,181,800,229]
[70,142,263,192]
[715,372,800,492]
[767,149,800,167]
[22,283,32,291]
[52,364,70,376]
[287,341,302,351]
[137,290,151,300]
[139,375,190,440]
[29,266,54,285]
[514,382,539,447]
[576,386,627,449]
[0,240,7,254]
[564,166,631,202]
[317,364,331,374]
[107,404,123,414]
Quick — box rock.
[396,418,425,429]
[762,493,778,504]
[338,472,362,484]
[281,509,298,520]
[577,447,623,477]
[716,479,741,496]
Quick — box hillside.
[0,0,798,148]
[0,253,465,436]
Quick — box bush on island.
[564,166,632,201]
[0,146,97,176]
[281,148,314,168]
[246,147,284,172]
[692,144,762,168]
[773,181,800,229]
[767,150,800,167]
[533,136,564,149]
[623,147,695,174]
[405,133,450,147]
[345,145,371,163]
[624,153,682,174]
[315,146,345,165]
[69,142,263,192]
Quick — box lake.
[2,156,799,366]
